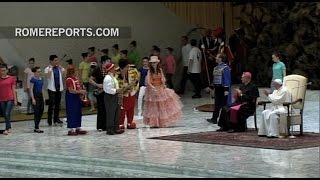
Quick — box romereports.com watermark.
[0,26,131,39]
[15,27,119,37]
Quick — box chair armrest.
[257,100,271,106]
[283,98,303,106]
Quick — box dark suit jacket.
[199,36,215,49]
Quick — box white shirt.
[44,65,65,92]
[24,67,34,88]
[181,43,192,67]
[103,74,119,95]
[188,47,202,73]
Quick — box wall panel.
[163,2,242,38]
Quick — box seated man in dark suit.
[217,72,259,132]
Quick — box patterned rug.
[194,104,214,112]
[149,129,320,150]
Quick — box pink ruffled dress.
[143,72,183,127]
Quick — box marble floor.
[0,90,319,178]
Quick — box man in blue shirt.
[206,53,231,124]
[30,66,44,133]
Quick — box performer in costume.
[116,59,140,129]
[65,65,88,136]
[206,53,231,124]
[103,62,125,135]
[143,56,183,128]
[201,27,234,92]
[207,27,234,66]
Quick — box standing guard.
[206,53,231,124]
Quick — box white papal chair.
[280,74,308,136]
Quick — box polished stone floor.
[0,89,319,178]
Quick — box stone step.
[0,167,94,178]
[0,150,267,178]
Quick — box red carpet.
[149,130,320,150]
[195,104,214,112]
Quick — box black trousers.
[232,105,255,131]
[47,90,62,124]
[219,104,255,131]
[33,93,44,129]
[104,93,120,131]
[218,106,230,129]
[189,73,202,96]
[165,73,174,89]
[95,92,106,130]
[179,66,189,93]
[211,86,228,121]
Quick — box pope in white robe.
[258,79,290,138]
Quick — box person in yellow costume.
[115,58,140,129]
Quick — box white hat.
[90,62,97,66]
[273,79,283,85]
[149,56,160,63]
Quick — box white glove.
[224,91,229,96]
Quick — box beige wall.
[0,2,194,75]
[0,2,194,106]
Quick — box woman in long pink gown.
[143,56,183,128]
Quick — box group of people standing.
[1,31,288,138]
[0,61,48,135]
[91,55,183,135]
[0,38,185,136]
[187,27,289,137]
[67,42,182,135]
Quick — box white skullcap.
[273,79,283,85]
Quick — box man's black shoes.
[206,118,217,124]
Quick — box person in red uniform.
[0,63,17,135]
